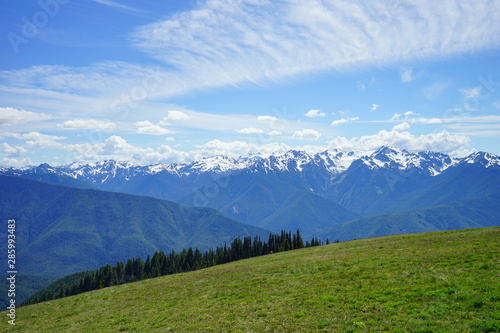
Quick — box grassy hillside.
[4,228,499,332]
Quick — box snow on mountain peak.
[359,147,459,175]
[462,152,500,168]
[187,155,247,173]
[1,147,499,184]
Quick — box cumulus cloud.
[331,117,359,126]
[2,131,66,148]
[0,143,26,157]
[404,111,419,117]
[237,127,265,134]
[293,129,322,141]
[162,110,191,122]
[371,104,380,112]
[328,130,470,153]
[0,107,51,126]
[257,115,280,121]
[0,157,33,167]
[66,135,189,164]
[304,109,326,118]
[136,120,154,127]
[57,119,116,130]
[196,139,290,158]
[136,125,175,135]
[267,130,282,136]
[392,122,411,131]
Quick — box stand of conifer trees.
[23,229,323,306]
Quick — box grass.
[3,227,499,332]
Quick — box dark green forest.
[23,230,326,306]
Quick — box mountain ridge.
[6,146,498,183]
[2,146,499,238]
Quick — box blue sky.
[1,0,499,166]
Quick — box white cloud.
[392,122,411,131]
[129,0,500,98]
[257,115,279,121]
[237,127,265,134]
[91,0,143,14]
[66,135,189,164]
[411,118,444,124]
[391,113,401,120]
[328,130,470,153]
[331,117,359,126]
[1,157,32,167]
[196,139,290,158]
[57,119,116,130]
[1,0,499,116]
[404,111,418,117]
[136,120,154,127]
[371,104,380,112]
[0,143,26,157]
[163,110,191,122]
[0,107,51,126]
[2,131,65,148]
[136,125,175,135]
[293,129,322,141]
[267,130,282,136]
[304,109,326,118]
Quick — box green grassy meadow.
[2,228,499,332]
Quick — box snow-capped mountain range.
[2,145,499,244]
[2,146,499,184]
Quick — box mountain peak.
[2,147,499,184]
[373,146,407,155]
[462,151,500,168]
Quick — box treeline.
[23,230,325,306]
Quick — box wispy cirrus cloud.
[91,0,146,16]
[130,0,500,96]
[2,1,499,107]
